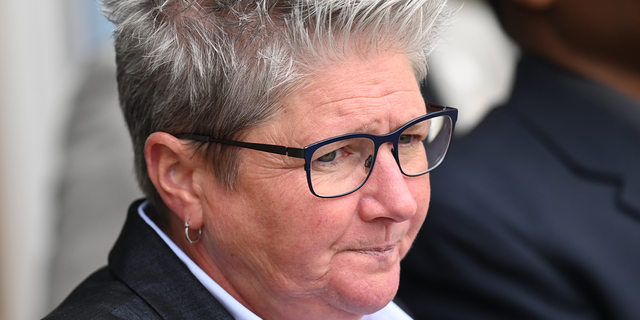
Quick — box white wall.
[0,1,89,319]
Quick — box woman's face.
[197,51,430,319]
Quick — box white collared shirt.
[138,201,412,320]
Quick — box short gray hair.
[101,0,449,222]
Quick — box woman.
[45,0,455,319]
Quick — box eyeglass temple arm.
[173,133,306,159]
[426,102,455,112]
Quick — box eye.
[316,150,340,162]
[399,134,415,144]
[316,148,346,163]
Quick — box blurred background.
[0,0,516,319]
[0,1,141,319]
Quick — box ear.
[145,132,205,229]
[509,0,556,11]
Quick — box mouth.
[347,244,396,256]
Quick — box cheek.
[409,172,430,211]
[406,174,431,241]
[267,197,359,266]
[225,171,359,275]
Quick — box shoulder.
[432,104,547,198]
[44,267,162,320]
[45,200,235,320]
[426,100,589,241]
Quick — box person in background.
[398,0,640,319]
[44,0,456,319]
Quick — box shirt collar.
[137,201,412,320]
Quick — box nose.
[356,144,420,223]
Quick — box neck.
[530,42,640,103]
[502,2,640,103]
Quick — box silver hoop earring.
[184,221,201,244]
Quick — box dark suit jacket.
[398,55,640,319]
[45,200,235,319]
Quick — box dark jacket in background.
[398,55,640,320]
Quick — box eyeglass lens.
[309,114,453,197]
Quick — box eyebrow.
[351,122,377,135]
[349,115,423,135]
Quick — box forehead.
[279,51,426,143]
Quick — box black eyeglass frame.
[174,103,457,198]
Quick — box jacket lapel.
[109,200,236,319]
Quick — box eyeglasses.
[174,103,457,198]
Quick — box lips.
[347,244,396,256]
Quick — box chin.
[326,263,401,317]
[340,287,397,317]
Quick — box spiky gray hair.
[101,0,449,223]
